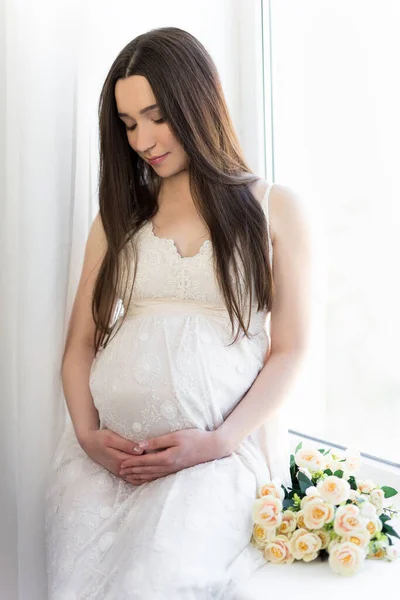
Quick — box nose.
[134,124,156,154]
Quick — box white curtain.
[0,1,263,597]
[0,1,94,597]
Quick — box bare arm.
[61,213,106,443]
[215,183,313,451]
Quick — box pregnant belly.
[89,315,266,443]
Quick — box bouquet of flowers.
[251,443,400,575]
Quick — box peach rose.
[329,541,365,575]
[253,496,282,529]
[264,535,294,564]
[342,529,371,549]
[295,447,326,473]
[317,476,350,505]
[334,504,365,536]
[289,528,322,562]
[259,480,285,502]
[277,510,297,536]
[303,499,335,530]
[343,448,362,476]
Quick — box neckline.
[146,220,212,260]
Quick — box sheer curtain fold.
[0,1,90,598]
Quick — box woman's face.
[115,75,189,176]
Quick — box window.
[262,0,400,464]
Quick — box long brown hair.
[93,26,273,355]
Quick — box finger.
[108,448,144,463]
[103,429,145,455]
[119,466,167,475]
[124,473,163,484]
[138,432,179,453]
[119,450,171,469]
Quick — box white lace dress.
[45,181,292,600]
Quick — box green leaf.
[382,523,400,540]
[295,442,303,453]
[324,469,333,476]
[282,498,295,510]
[290,454,295,468]
[379,514,391,524]
[298,471,313,494]
[388,536,393,546]
[348,476,358,491]
[324,449,331,455]
[381,486,398,499]
[334,470,344,478]
[318,448,325,454]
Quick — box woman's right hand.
[78,428,144,478]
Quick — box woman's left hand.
[119,428,231,485]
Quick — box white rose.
[295,447,326,473]
[329,541,365,575]
[344,448,362,476]
[334,504,366,536]
[359,501,378,519]
[252,496,283,529]
[317,476,350,505]
[358,479,375,494]
[289,528,322,562]
[386,546,400,561]
[264,535,294,564]
[369,488,385,515]
[324,450,345,474]
[303,499,335,529]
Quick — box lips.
[147,153,169,165]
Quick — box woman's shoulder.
[248,177,306,243]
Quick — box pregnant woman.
[45,26,311,599]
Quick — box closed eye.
[126,118,166,132]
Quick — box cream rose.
[329,541,365,575]
[365,517,383,537]
[342,529,370,549]
[253,496,283,529]
[289,528,322,562]
[369,488,385,515]
[264,535,294,564]
[334,504,365,536]
[359,501,378,519]
[252,524,269,548]
[303,499,335,529]
[295,447,326,473]
[317,475,350,505]
[314,528,331,550]
[259,480,285,502]
[296,510,306,529]
[357,479,375,494]
[277,510,297,536]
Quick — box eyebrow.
[117,104,159,119]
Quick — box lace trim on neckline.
[144,220,212,261]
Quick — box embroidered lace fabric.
[44,181,291,599]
